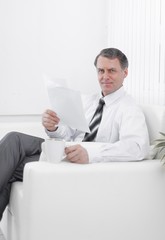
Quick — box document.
[45,77,90,133]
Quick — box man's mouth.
[102,82,113,86]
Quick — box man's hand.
[42,109,60,131]
[65,144,89,164]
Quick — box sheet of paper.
[46,85,90,133]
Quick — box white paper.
[43,75,68,88]
[45,78,90,133]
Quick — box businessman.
[0,48,150,220]
[42,47,149,163]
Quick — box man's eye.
[110,69,116,73]
[98,69,104,73]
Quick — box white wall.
[1,0,164,119]
[107,0,165,105]
[0,0,108,115]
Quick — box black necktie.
[82,98,105,142]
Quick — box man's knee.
[4,131,23,143]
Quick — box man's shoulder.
[118,92,142,112]
[122,92,137,105]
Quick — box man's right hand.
[42,109,60,132]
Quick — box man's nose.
[103,71,110,79]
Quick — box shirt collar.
[100,86,126,106]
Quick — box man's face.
[96,56,128,96]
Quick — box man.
[42,48,149,163]
[0,48,150,220]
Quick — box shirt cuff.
[45,127,62,138]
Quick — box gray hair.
[94,48,128,69]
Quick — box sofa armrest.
[19,160,165,240]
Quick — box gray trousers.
[0,132,44,220]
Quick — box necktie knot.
[97,98,105,110]
[99,98,105,106]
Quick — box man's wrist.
[47,126,58,132]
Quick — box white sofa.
[0,104,165,240]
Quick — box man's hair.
[94,48,128,69]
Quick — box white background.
[0,0,108,115]
[0,0,165,117]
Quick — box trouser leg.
[0,183,11,221]
[0,131,44,220]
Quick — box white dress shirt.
[46,86,150,163]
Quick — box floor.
[0,228,5,240]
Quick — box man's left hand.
[65,144,89,164]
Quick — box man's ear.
[123,68,128,78]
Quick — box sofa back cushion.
[0,122,47,140]
[140,104,165,144]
